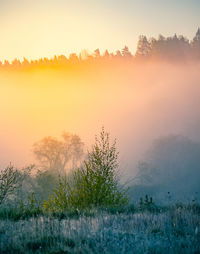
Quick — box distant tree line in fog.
[1,29,200,69]
[130,135,200,203]
[1,131,200,209]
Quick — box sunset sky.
[0,0,199,62]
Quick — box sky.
[0,0,200,61]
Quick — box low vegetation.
[0,205,200,254]
[0,128,200,253]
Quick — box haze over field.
[0,60,200,179]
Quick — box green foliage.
[43,176,69,212]
[0,192,42,221]
[43,128,128,212]
[0,187,42,220]
[34,169,58,200]
[26,235,75,252]
[0,165,21,205]
[0,205,42,221]
[83,127,128,207]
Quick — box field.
[1,206,200,254]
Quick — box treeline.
[1,29,200,70]
[130,135,200,204]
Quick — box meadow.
[0,204,200,254]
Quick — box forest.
[0,29,200,69]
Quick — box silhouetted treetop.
[1,28,200,69]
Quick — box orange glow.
[1,59,200,168]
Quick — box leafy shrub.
[43,128,128,212]
[0,165,21,205]
[34,169,58,201]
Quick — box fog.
[0,61,200,187]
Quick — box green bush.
[0,165,21,205]
[43,128,128,212]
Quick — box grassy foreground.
[0,206,200,254]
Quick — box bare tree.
[33,132,84,175]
